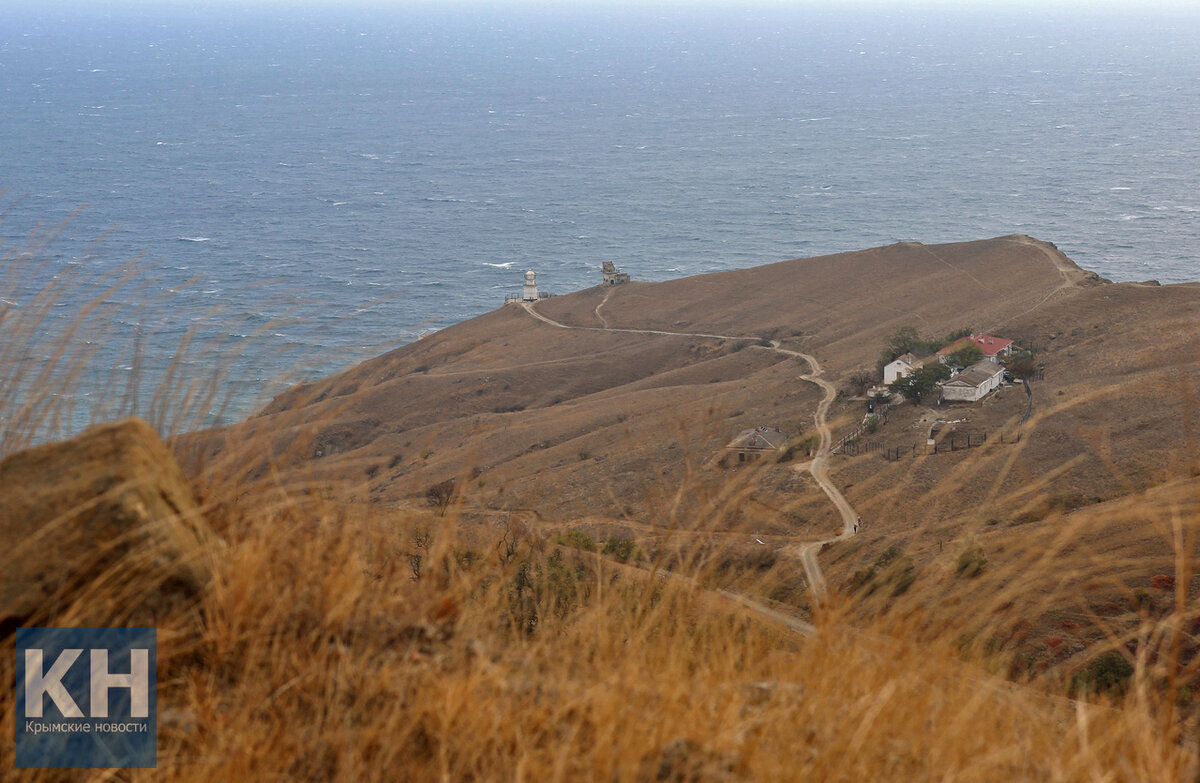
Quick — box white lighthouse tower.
[523,270,539,301]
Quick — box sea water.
[2,3,1198,428]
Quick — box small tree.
[847,370,876,396]
[1006,350,1038,380]
[425,479,457,515]
[889,364,951,404]
[887,326,921,358]
[945,344,983,369]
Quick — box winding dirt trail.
[995,235,1092,328]
[770,344,859,597]
[519,301,860,598]
[522,302,757,342]
[594,288,613,328]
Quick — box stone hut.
[725,427,788,463]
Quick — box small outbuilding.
[940,360,1005,403]
[725,427,788,463]
[883,352,920,385]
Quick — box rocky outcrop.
[0,418,212,630]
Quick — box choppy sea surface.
[2,4,1198,427]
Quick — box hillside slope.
[184,234,1200,538]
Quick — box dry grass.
[0,208,248,454]
[4,223,1200,780]
[5,467,1200,780]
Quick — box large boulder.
[0,418,212,630]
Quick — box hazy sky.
[9,0,1200,9]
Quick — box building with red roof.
[937,334,1015,363]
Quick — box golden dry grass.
[4,224,1200,780]
[6,468,1200,781]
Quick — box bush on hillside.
[553,529,597,552]
[1070,652,1135,697]
[601,536,638,562]
[425,478,457,514]
[956,547,987,578]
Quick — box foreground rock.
[0,418,212,630]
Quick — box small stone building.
[940,360,1005,402]
[601,261,630,286]
[725,427,788,463]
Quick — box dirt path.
[994,235,1091,328]
[519,301,861,599]
[522,302,757,342]
[594,288,612,328]
[771,344,860,596]
[1007,234,1091,288]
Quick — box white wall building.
[883,352,919,385]
[940,360,1005,402]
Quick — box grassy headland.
[4,234,1200,779]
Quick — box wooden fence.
[882,430,1022,461]
[831,403,892,455]
[841,439,883,457]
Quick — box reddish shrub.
[1150,574,1176,591]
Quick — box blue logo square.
[15,628,157,769]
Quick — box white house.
[883,352,920,385]
[940,360,1005,402]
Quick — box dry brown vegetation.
[5,231,1200,779]
[4,455,1200,780]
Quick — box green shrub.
[875,545,904,568]
[777,434,818,463]
[601,536,637,562]
[956,547,987,578]
[1070,652,1134,697]
[553,529,597,552]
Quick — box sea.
[2,3,1198,431]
